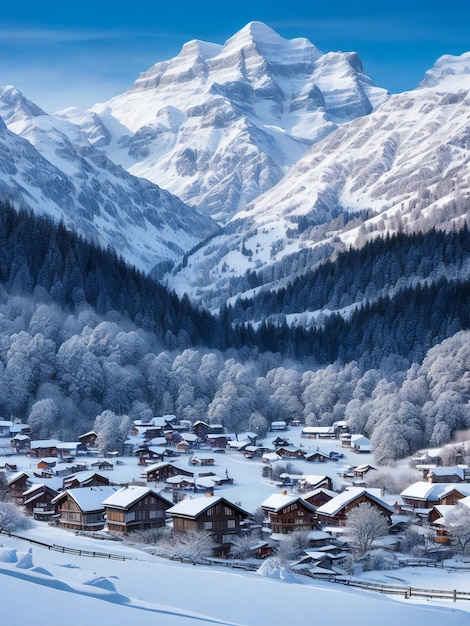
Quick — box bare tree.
[0,502,31,533]
[345,503,389,558]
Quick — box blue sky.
[1,0,469,112]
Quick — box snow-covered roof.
[63,470,106,485]
[302,426,335,434]
[437,483,470,499]
[303,488,337,500]
[261,492,301,512]
[400,481,451,501]
[6,471,29,485]
[29,440,60,448]
[102,485,171,509]
[300,475,330,487]
[167,495,248,518]
[52,486,119,512]
[56,442,81,450]
[316,487,393,516]
[428,466,469,479]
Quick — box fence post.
[454,589,457,603]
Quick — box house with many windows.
[261,491,318,534]
[167,495,249,554]
[51,486,119,531]
[102,486,173,533]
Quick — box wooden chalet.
[12,434,31,453]
[304,449,330,463]
[90,459,114,471]
[28,440,59,458]
[7,471,30,504]
[438,484,470,506]
[301,426,336,440]
[22,483,59,520]
[103,486,173,533]
[52,486,119,531]
[400,481,452,513]
[190,455,215,466]
[275,445,306,459]
[146,462,194,483]
[206,434,229,448]
[303,488,338,508]
[427,466,470,483]
[261,491,318,534]
[298,474,333,492]
[192,421,211,439]
[78,431,98,447]
[270,421,287,431]
[63,471,111,490]
[167,495,250,554]
[56,442,85,458]
[316,487,394,527]
[352,464,377,478]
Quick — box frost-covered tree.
[345,503,390,558]
[164,530,215,564]
[229,530,263,560]
[28,398,60,439]
[94,410,131,454]
[446,504,470,558]
[0,502,31,533]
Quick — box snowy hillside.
[170,51,470,306]
[0,86,218,275]
[62,21,388,223]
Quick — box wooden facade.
[52,486,118,531]
[168,496,249,552]
[261,493,317,534]
[103,486,172,533]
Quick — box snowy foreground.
[1,524,470,626]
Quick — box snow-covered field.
[2,427,470,625]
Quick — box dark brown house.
[146,462,194,483]
[316,487,394,527]
[7,471,30,505]
[261,491,318,534]
[63,471,111,490]
[303,487,337,508]
[167,495,249,553]
[51,486,119,531]
[103,486,173,533]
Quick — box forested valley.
[0,200,469,465]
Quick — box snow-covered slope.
[0,86,219,275]
[170,52,470,306]
[62,22,388,223]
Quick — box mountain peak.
[418,51,470,90]
[225,21,323,63]
[0,85,47,125]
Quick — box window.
[203,521,213,530]
[206,507,214,516]
[227,519,236,529]
[125,511,136,522]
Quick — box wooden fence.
[1,530,126,560]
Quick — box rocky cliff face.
[62,21,387,223]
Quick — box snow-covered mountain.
[61,21,388,223]
[0,86,219,275]
[170,51,470,308]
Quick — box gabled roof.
[102,485,172,509]
[401,481,451,501]
[167,495,249,519]
[29,439,60,448]
[261,492,316,514]
[316,488,394,516]
[6,471,29,485]
[52,486,119,512]
[438,483,470,499]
